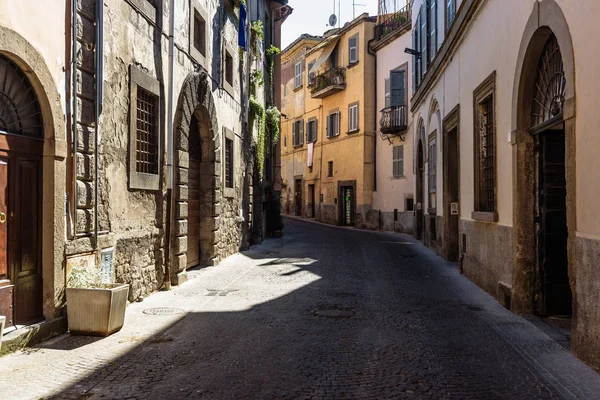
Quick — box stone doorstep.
[0,317,67,357]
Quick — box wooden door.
[341,186,354,226]
[187,158,200,268]
[537,130,571,316]
[416,142,424,240]
[0,157,13,327]
[12,156,43,324]
[295,179,302,216]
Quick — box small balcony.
[309,67,346,99]
[380,105,408,137]
[375,5,411,42]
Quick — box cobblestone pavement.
[1,217,600,399]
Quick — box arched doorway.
[416,138,424,240]
[0,54,44,326]
[512,2,576,318]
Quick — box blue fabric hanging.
[239,2,248,49]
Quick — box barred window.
[428,134,437,208]
[327,161,334,177]
[393,145,404,178]
[477,96,495,212]
[225,138,233,188]
[136,87,159,175]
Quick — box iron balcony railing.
[380,105,408,135]
[309,67,346,97]
[375,5,411,42]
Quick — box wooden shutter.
[420,3,427,76]
[398,145,404,177]
[299,120,304,145]
[313,119,318,142]
[385,78,391,108]
[431,0,437,59]
[412,27,418,93]
[292,122,296,146]
[391,70,405,106]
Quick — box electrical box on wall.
[101,248,114,284]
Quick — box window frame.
[306,118,318,143]
[223,128,235,197]
[384,77,391,108]
[348,102,359,133]
[128,65,161,191]
[307,60,315,86]
[292,119,304,147]
[327,110,340,138]
[349,34,359,65]
[129,0,159,22]
[392,145,404,178]
[428,132,437,210]
[190,0,208,67]
[223,42,235,97]
[472,71,498,221]
[294,61,303,89]
[327,161,334,177]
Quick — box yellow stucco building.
[280,14,377,227]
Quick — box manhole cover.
[313,305,355,318]
[143,307,185,315]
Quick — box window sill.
[293,85,303,92]
[392,175,406,180]
[223,80,235,98]
[307,140,317,144]
[292,144,304,148]
[471,211,498,222]
[428,208,437,215]
[224,187,236,199]
[347,129,360,134]
[326,133,340,139]
[347,61,359,69]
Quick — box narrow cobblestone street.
[1,218,600,399]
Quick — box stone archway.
[172,70,220,279]
[511,1,576,318]
[0,26,66,322]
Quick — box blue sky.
[282,0,379,49]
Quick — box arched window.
[531,34,565,128]
[0,54,43,138]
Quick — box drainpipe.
[165,0,176,291]
[94,0,104,246]
[367,34,377,193]
[72,0,78,236]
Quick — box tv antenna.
[353,0,366,19]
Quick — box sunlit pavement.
[1,217,600,399]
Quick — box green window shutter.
[391,70,405,106]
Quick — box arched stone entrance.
[0,26,66,324]
[172,70,220,278]
[511,1,576,320]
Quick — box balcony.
[309,67,346,99]
[380,105,408,138]
[374,5,411,42]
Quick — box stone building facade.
[408,0,600,369]
[0,0,288,343]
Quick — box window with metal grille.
[225,51,233,86]
[327,161,334,177]
[477,96,495,212]
[194,10,206,56]
[306,119,317,143]
[327,111,340,137]
[428,134,437,208]
[135,87,159,175]
[393,145,404,178]
[295,62,302,88]
[349,34,359,64]
[348,103,358,132]
[225,138,233,188]
[446,0,456,32]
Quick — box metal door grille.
[0,54,43,138]
[480,96,495,212]
[136,87,158,174]
[225,138,233,188]
[532,34,565,128]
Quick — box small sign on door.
[451,202,459,215]
[416,202,422,210]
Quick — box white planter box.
[0,315,4,350]
[66,284,129,336]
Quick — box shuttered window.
[292,120,304,146]
[348,104,358,132]
[327,112,340,137]
[429,0,438,61]
[349,34,359,64]
[393,145,404,178]
[446,0,456,31]
[420,2,428,78]
[295,62,302,88]
[384,78,391,108]
[412,24,419,93]
[306,119,318,143]
[390,69,405,106]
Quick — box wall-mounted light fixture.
[404,47,420,57]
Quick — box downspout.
[367,34,377,193]
[94,0,104,246]
[72,0,78,236]
[165,0,176,291]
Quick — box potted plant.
[66,266,129,337]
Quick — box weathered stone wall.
[380,211,414,234]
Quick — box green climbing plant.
[266,45,281,105]
[249,96,266,177]
[265,106,281,149]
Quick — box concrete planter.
[66,284,129,336]
[0,315,4,350]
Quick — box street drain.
[143,307,185,315]
[313,305,355,318]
